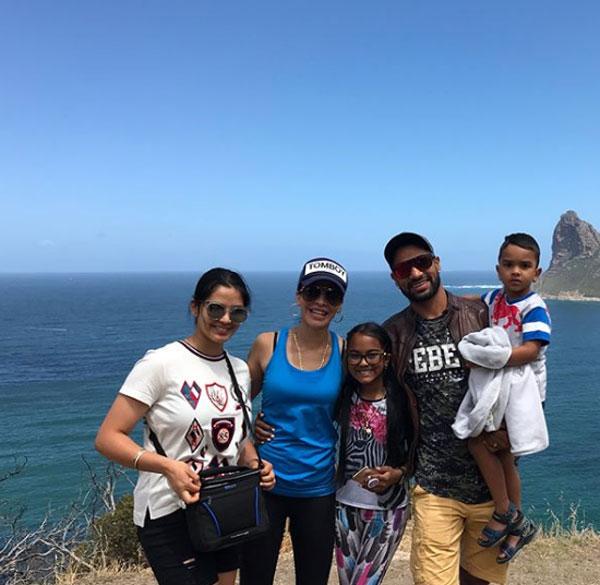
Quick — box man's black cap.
[384,232,435,267]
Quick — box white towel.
[458,326,513,370]
[452,326,549,456]
[504,366,549,456]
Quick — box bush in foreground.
[85,494,145,569]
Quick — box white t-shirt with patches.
[119,340,251,527]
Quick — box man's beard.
[400,272,441,303]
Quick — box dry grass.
[62,520,600,585]
[56,564,153,585]
[508,530,600,585]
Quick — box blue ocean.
[1,272,598,529]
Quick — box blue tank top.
[258,328,342,497]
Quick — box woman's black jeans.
[239,491,335,585]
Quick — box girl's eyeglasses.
[299,284,344,306]
[347,351,388,366]
[203,301,249,324]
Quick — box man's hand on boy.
[481,429,510,452]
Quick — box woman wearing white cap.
[240,258,348,585]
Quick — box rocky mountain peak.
[538,211,600,300]
[548,210,600,270]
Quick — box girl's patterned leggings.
[334,502,409,585]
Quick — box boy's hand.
[506,340,542,367]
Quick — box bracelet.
[133,449,146,469]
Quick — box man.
[382,232,508,585]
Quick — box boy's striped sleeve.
[522,305,551,345]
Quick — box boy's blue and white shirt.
[481,288,551,401]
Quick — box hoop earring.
[290,302,300,322]
[334,310,344,323]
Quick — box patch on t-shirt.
[206,382,228,411]
[185,418,205,452]
[180,381,202,409]
[212,417,236,452]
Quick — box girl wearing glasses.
[334,322,412,585]
[95,268,275,585]
[240,258,347,585]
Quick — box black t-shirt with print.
[404,312,490,504]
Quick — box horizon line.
[0,268,498,276]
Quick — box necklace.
[354,396,384,440]
[357,400,374,435]
[291,329,330,371]
[358,390,387,402]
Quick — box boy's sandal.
[478,502,517,548]
[496,514,540,564]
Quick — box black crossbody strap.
[223,353,263,468]
[147,423,166,457]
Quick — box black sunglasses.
[347,350,388,366]
[203,301,249,324]
[392,253,435,279]
[299,284,344,306]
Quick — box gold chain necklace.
[291,329,330,370]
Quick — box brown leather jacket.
[383,291,488,474]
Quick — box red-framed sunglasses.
[392,253,435,279]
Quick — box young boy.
[469,233,551,563]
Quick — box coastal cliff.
[538,210,600,300]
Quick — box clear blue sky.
[1,1,599,272]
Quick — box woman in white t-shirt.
[96,268,275,585]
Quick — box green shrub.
[90,495,145,567]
